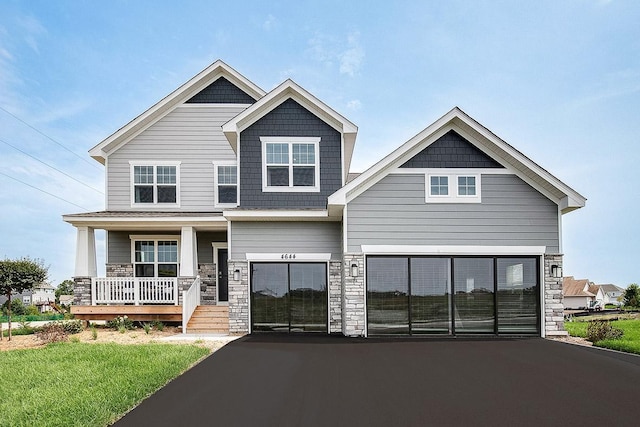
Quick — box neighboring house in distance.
[63,60,586,337]
[598,284,625,306]
[0,282,56,313]
[562,277,605,310]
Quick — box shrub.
[36,322,68,344]
[25,305,40,316]
[91,326,98,340]
[153,321,165,332]
[586,320,624,342]
[143,323,151,334]
[106,316,134,331]
[62,320,84,334]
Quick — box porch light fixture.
[233,269,240,281]
[551,265,562,279]
[351,262,359,277]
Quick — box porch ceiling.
[62,211,228,231]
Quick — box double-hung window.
[130,162,180,206]
[132,237,179,277]
[426,172,480,203]
[214,163,238,206]
[261,137,320,192]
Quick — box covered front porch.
[64,211,231,333]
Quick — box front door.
[217,248,229,304]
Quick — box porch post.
[179,226,198,277]
[74,226,97,277]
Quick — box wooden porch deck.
[71,305,183,322]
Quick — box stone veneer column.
[342,254,365,337]
[227,260,249,335]
[198,263,217,305]
[73,277,92,306]
[544,254,567,336]
[328,261,342,333]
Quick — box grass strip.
[565,319,640,355]
[0,342,210,427]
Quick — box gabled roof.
[89,60,266,164]
[562,277,595,297]
[222,79,358,182]
[328,107,586,215]
[598,284,625,293]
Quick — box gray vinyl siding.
[106,104,247,211]
[107,231,180,264]
[347,174,559,253]
[107,230,225,264]
[197,231,227,263]
[231,222,342,260]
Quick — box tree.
[622,283,639,309]
[0,258,48,340]
[55,279,75,304]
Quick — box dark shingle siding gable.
[186,76,256,104]
[239,98,342,208]
[401,130,503,168]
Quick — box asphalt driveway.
[114,335,640,427]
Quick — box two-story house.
[64,60,585,337]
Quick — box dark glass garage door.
[367,256,539,336]
[251,262,327,333]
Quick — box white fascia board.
[222,79,358,153]
[62,215,228,229]
[361,245,547,256]
[90,60,265,161]
[222,209,334,221]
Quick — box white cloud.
[17,15,47,54]
[347,99,362,110]
[263,14,277,31]
[339,31,364,76]
[307,30,365,76]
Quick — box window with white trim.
[132,239,179,277]
[214,163,238,206]
[130,162,180,205]
[261,137,320,192]
[426,173,481,203]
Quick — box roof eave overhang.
[328,107,586,213]
[222,209,338,222]
[89,60,265,162]
[62,214,229,230]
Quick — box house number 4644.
[281,253,296,260]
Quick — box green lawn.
[0,343,210,427]
[565,318,640,355]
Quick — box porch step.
[186,306,229,334]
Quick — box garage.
[250,262,328,333]
[366,256,540,336]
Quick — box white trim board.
[361,245,547,256]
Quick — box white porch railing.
[91,277,179,305]
[182,276,201,334]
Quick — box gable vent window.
[130,162,180,206]
[215,163,238,206]
[426,172,481,203]
[261,137,320,192]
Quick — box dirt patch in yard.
[0,326,228,352]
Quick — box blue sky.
[0,0,638,288]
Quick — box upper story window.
[426,172,481,203]
[130,162,180,206]
[131,237,179,277]
[261,137,320,192]
[214,163,238,207]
